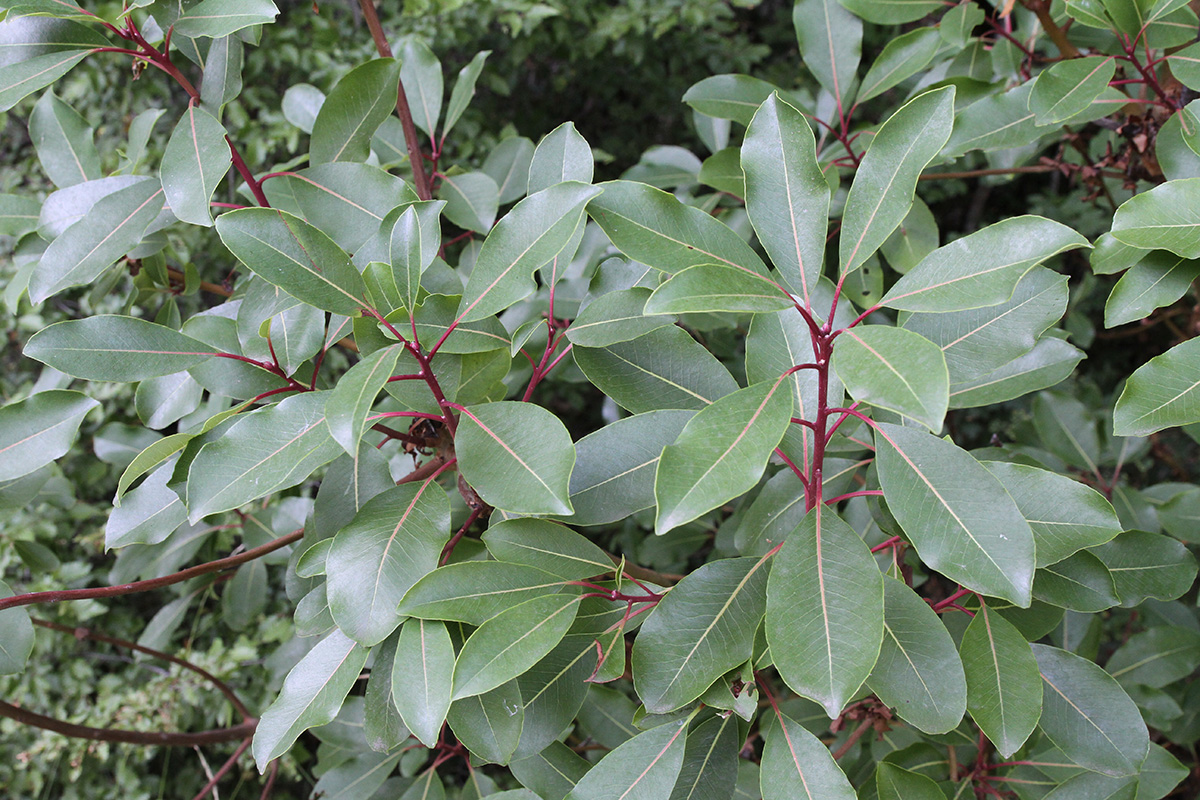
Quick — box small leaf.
[393,619,456,747]
[760,712,856,800]
[173,0,278,38]
[0,390,97,482]
[528,122,594,193]
[840,88,955,276]
[484,136,535,204]
[1113,337,1200,435]
[0,580,35,675]
[1029,56,1117,124]
[832,325,948,431]
[448,680,525,764]
[960,602,1042,758]
[161,103,230,226]
[633,558,769,713]
[768,507,884,718]
[565,719,688,800]
[310,58,402,165]
[876,763,943,800]
[482,518,611,580]
[252,628,368,771]
[444,50,490,138]
[25,315,214,381]
[399,36,442,139]
[326,345,403,457]
[655,379,792,535]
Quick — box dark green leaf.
[793,0,861,105]
[760,712,856,800]
[325,345,403,457]
[393,619,455,747]
[565,718,688,800]
[960,602,1042,757]
[1090,531,1198,606]
[832,325,948,431]
[173,0,278,38]
[875,763,943,800]
[1104,251,1200,328]
[645,264,792,315]
[310,58,401,165]
[398,562,570,625]
[1111,178,1200,257]
[161,103,230,226]
[1029,57,1116,124]
[482,519,611,579]
[444,50,490,138]
[858,28,942,102]
[439,171,500,233]
[25,315,214,381]
[399,36,442,139]
[529,121,593,193]
[448,679,525,765]
[682,74,779,126]
[1033,551,1120,612]
[566,288,675,348]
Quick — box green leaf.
[949,336,1084,409]
[840,88,955,276]
[839,0,942,24]
[216,207,366,316]
[252,628,367,770]
[1089,531,1198,606]
[1107,625,1200,688]
[645,264,792,315]
[0,193,40,236]
[882,216,1089,312]
[1033,551,1120,612]
[942,82,1045,157]
[633,557,769,713]
[960,602,1042,758]
[832,325,948,431]
[28,178,163,304]
[858,26,942,104]
[1111,177,1200,257]
[529,121,594,193]
[482,519,611,580]
[566,288,675,348]
[0,50,88,112]
[310,58,402,165]
[1032,644,1149,776]
[560,409,696,526]
[0,15,107,63]
[587,180,768,276]
[161,103,230,226]
[484,136,535,204]
[669,714,739,800]
[768,507,884,718]
[327,481,450,645]
[389,206,427,314]
[325,345,402,457]
[439,171,500,233]
[200,34,243,110]
[186,392,342,522]
[876,763,943,800]
[0,390,96,482]
[1105,251,1200,328]
[173,0,278,38]
[1029,56,1117,124]
[575,326,739,413]
[1033,391,1101,473]
[444,50,490,138]
[867,577,967,734]
[655,379,792,535]
[453,593,580,700]
[1114,337,1200,435]
[29,90,99,188]
[682,74,779,126]
[25,315,215,381]
[981,461,1121,567]
[512,742,589,799]
[565,718,688,800]
[456,401,576,515]
[698,148,744,196]
[312,751,404,799]
[759,712,856,800]
[448,679,525,764]
[0,580,35,675]
[458,182,601,322]
[393,619,455,747]
[793,0,861,105]
[875,423,1036,605]
[399,36,442,139]
[398,562,570,625]
[106,462,187,548]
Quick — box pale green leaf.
[161,103,230,226]
[25,315,214,381]
[960,602,1042,757]
[393,619,455,747]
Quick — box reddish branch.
[0,700,256,746]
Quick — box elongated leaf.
[840,88,955,275]
[253,628,368,770]
[29,90,98,188]
[768,506,884,718]
[439,170,499,233]
[1033,644,1148,776]
[876,763,943,800]
[950,336,1083,409]
[832,325,948,431]
[28,178,163,304]
[1105,251,1200,328]
[399,36,442,139]
[1111,177,1200,257]
[942,82,1045,157]
[0,580,35,675]
[742,94,830,303]
[161,103,230,226]
[565,718,688,800]
[483,519,611,580]
[839,0,942,24]
[587,180,768,277]
[529,121,594,193]
[867,578,966,734]
[453,593,580,700]
[682,74,779,126]
[310,58,402,165]
[0,194,40,236]
[173,0,278,38]
[655,378,791,534]
[0,16,107,64]
[106,462,187,548]
[325,345,403,457]
[1090,530,1198,606]
[200,34,243,110]
[668,714,739,800]
[793,0,861,105]
[566,288,674,348]
[458,182,601,322]
[1029,57,1116,124]
[398,562,570,625]
[0,390,97,482]
[858,28,942,103]
[0,50,88,112]
[760,712,856,800]
[26,315,215,381]
[633,557,769,713]
[645,263,792,314]
[216,207,366,316]
[327,481,450,645]
[1107,625,1200,688]
[1033,550,1119,612]
[186,392,342,521]
[875,423,1035,606]
[393,619,455,747]
[448,679,524,764]
[456,401,575,515]
[960,602,1042,757]
[37,173,146,239]
[881,217,1089,312]
[1113,337,1200,435]
[444,50,490,138]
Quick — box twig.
[189,736,253,800]
[0,700,255,746]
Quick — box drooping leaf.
[759,712,857,800]
[161,103,230,226]
[858,28,942,102]
[173,0,278,38]
[875,423,1036,605]
[0,390,97,482]
[325,345,403,457]
[832,325,948,431]
[398,562,570,625]
[482,518,611,580]
[768,506,884,718]
[29,90,99,188]
[393,619,455,747]
[655,379,792,534]
[444,50,490,138]
[564,718,689,800]
[310,58,402,165]
[25,315,215,381]
[840,88,955,276]
[681,74,780,126]
[1113,337,1200,435]
[252,628,368,770]
[528,121,594,193]
[792,0,861,105]
[633,557,769,713]
[960,602,1042,758]
[867,578,967,734]
[326,481,450,645]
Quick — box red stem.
[189,736,253,800]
